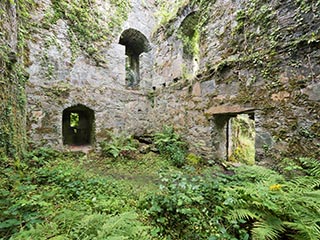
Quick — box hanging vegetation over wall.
[201,0,320,160]
[0,0,35,158]
[42,0,131,64]
[153,0,213,39]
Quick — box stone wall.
[26,0,157,149]
[0,1,28,157]
[148,0,320,162]
[25,0,319,163]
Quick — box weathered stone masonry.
[24,0,319,162]
[26,0,154,149]
[0,1,28,157]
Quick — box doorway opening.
[62,105,94,146]
[213,112,255,164]
[227,114,255,164]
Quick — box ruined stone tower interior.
[2,0,319,162]
[1,1,320,239]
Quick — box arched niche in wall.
[119,28,151,88]
[178,11,200,77]
[62,104,95,146]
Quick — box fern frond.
[301,190,320,201]
[228,208,259,221]
[284,221,320,240]
[252,216,284,240]
[287,176,320,193]
[233,165,285,183]
[299,157,320,177]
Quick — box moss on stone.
[47,0,131,64]
[0,0,35,158]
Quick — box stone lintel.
[205,105,254,116]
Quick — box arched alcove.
[62,105,95,146]
[119,28,151,88]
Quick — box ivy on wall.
[0,0,35,158]
[1,0,132,157]
[43,0,131,64]
[153,0,213,38]
[152,0,319,160]
[204,0,320,159]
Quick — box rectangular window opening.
[70,112,80,129]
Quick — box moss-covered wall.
[201,0,320,161]
[25,0,157,149]
[0,0,34,157]
[2,0,318,163]
[148,0,320,163]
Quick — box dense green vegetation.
[144,159,320,239]
[1,129,319,239]
[154,126,187,167]
[0,0,35,158]
[0,148,153,239]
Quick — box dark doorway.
[62,105,94,146]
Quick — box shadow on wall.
[62,104,95,146]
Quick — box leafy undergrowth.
[0,148,158,239]
[1,146,319,240]
[81,151,176,198]
[142,158,320,240]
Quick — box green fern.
[223,163,320,240]
[252,216,285,240]
[231,165,285,184]
[299,157,320,177]
[13,211,150,240]
[100,132,138,159]
[288,176,320,191]
[154,126,187,167]
[284,221,320,240]
[228,208,259,221]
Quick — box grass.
[79,151,176,196]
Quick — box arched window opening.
[179,12,200,58]
[62,105,95,146]
[119,28,151,88]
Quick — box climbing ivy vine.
[0,0,35,158]
[44,0,131,64]
[0,0,132,157]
